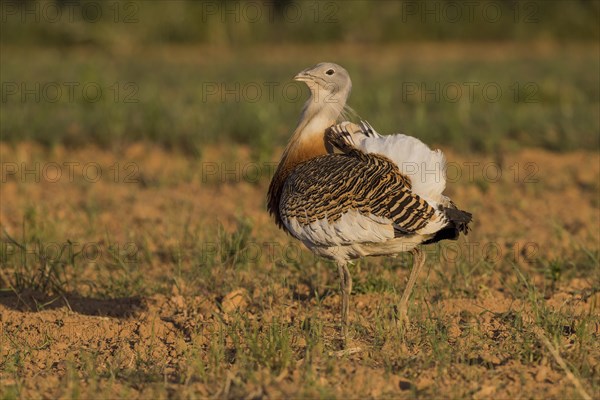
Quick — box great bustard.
[267,62,472,339]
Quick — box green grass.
[0,217,147,302]
[1,1,598,46]
[2,218,598,397]
[1,42,599,155]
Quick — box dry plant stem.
[333,347,363,358]
[532,325,592,400]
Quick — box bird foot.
[395,306,410,327]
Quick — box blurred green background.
[1,0,599,155]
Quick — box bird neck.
[267,91,346,227]
[281,92,346,170]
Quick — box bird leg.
[397,247,426,325]
[337,262,352,340]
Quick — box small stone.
[474,385,495,399]
[535,365,549,383]
[171,295,185,309]
[221,289,248,314]
[399,380,414,391]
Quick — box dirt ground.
[0,142,598,399]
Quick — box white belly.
[304,234,426,262]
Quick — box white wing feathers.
[339,121,448,207]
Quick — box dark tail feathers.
[444,207,472,235]
[422,207,472,245]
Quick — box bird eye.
[326,69,335,75]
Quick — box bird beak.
[293,68,312,82]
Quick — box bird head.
[293,62,352,103]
